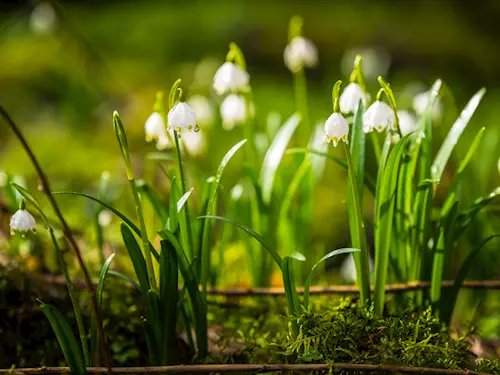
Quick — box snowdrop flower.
[340,254,374,283]
[10,200,36,236]
[145,112,166,142]
[284,36,318,73]
[362,100,395,133]
[324,113,349,147]
[220,94,247,130]
[213,62,250,95]
[339,83,366,114]
[187,95,214,127]
[30,2,57,35]
[168,102,197,132]
[156,133,172,151]
[413,90,442,119]
[98,210,113,227]
[391,110,418,143]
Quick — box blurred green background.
[1,0,500,326]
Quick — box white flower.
[30,2,57,35]
[413,90,442,119]
[391,110,418,143]
[145,112,166,142]
[362,100,395,133]
[10,204,36,235]
[187,95,214,127]
[324,113,349,147]
[339,83,366,114]
[340,254,374,283]
[213,62,250,95]
[284,36,318,73]
[181,131,206,157]
[156,134,172,151]
[168,102,197,132]
[220,94,247,130]
[98,210,113,227]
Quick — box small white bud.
[213,62,250,95]
[30,2,57,35]
[284,36,318,73]
[168,102,197,132]
[145,112,166,142]
[362,100,395,133]
[339,83,367,114]
[10,205,36,235]
[413,90,442,119]
[187,95,214,127]
[220,94,247,130]
[324,113,349,147]
[98,210,113,227]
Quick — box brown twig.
[0,107,112,373]
[30,274,500,296]
[0,364,493,375]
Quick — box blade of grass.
[108,270,141,293]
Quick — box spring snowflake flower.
[339,83,366,114]
[362,100,395,133]
[220,94,247,130]
[145,112,166,142]
[10,200,36,235]
[413,90,442,119]
[283,36,318,73]
[98,210,113,227]
[156,133,171,151]
[168,102,197,132]
[324,113,349,147]
[213,62,250,95]
[181,131,207,157]
[391,110,418,143]
[187,95,214,127]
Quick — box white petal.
[168,102,197,131]
[324,113,349,146]
[213,62,250,95]
[397,110,417,135]
[187,95,214,127]
[181,131,206,156]
[145,112,166,141]
[156,134,172,150]
[413,90,442,118]
[10,209,36,233]
[362,101,395,133]
[220,94,247,130]
[339,83,366,114]
[284,37,318,72]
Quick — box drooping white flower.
[413,90,442,119]
[145,112,166,142]
[98,210,113,227]
[187,95,214,127]
[362,100,395,133]
[340,254,374,283]
[391,110,418,143]
[284,36,318,73]
[156,133,172,151]
[30,2,57,35]
[213,62,250,95]
[181,131,206,157]
[168,102,197,132]
[10,201,36,235]
[220,94,247,130]
[324,113,349,147]
[339,83,366,114]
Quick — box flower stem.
[371,132,381,165]
[293,68,310,141]
[0,106,112,372]
[174,131,195,259]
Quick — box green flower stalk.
[113,111,157,292]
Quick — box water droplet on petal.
[194,125,200,133]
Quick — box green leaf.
[373,132,416,315]
[350,100,366,199]
[303,248,359,310]
[121,223,150,296]
[136,181,169,225]
[177,188,193,213]
[41,303,87,375]
[440,235,500,325]
[199,215,282,269]
[200,139,247,296]
[260,113,301,204]
[53,191,160,261]
[108,270,141,292]
[282,256,301,337]
[431,88,486,182]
